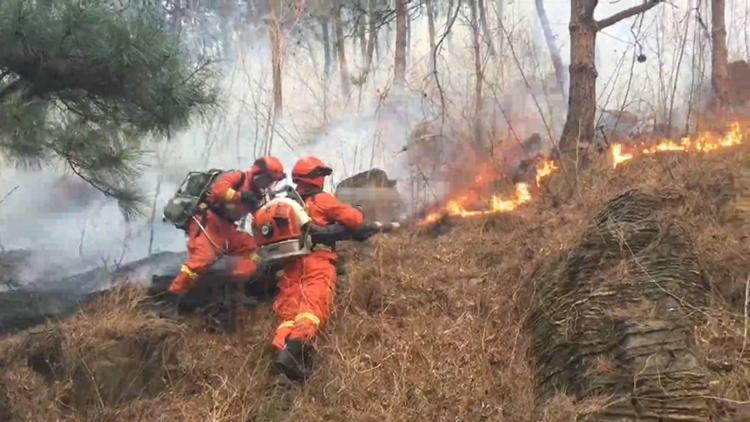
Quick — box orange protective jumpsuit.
[271,191,364,349]
[168,170,262,295]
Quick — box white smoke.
[1,0,747,282]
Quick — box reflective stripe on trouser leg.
[272,320,295,350]
[287,312,321,342]
[169,265,201,295]
[181,265,200,280]
[180,264,200,290]
[294,312,320,327]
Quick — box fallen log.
[0,250,283,336]
[0,251,186,335]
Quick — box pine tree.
[0,0,217,217]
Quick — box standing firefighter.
[168,157,286,295]
[271,156,364,380]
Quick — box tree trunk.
[426,0,437,70]
[394,0,407,86]
[445,0,455,44]
[478,0,496,56]
[332,0,350,97]
[469,0,483,145]
[711,0,730,111]
[358,20,367,67]
[560,0,597,153]
[363,0,377,80]
[560,0,665,154]
[268,0,283,118]
[496,0,505,78]
[406,4,412,61]
[535,0,566,99]
[170,0,182,33]
[321,17,332,81]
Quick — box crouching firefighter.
[252,156,372,381]
[165,157,286,297]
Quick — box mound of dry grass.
[0,143,747,421]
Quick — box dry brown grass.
[0,142,748,421]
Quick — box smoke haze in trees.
[1,0,746,281]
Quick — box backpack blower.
[250,186,400,263]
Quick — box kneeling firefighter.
[253,156,366,381]
[168,156,286,296]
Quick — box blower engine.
[251,187,312,262]
[251,186,400,262]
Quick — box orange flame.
[535,159,558,187]
[422,122,743,226]
[420,183,532,225]
[611,121,742,168]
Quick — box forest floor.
[0,141,748,421]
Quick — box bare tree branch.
[596,0,665,30]
[0,186,19,206]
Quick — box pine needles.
[0,0,218,216]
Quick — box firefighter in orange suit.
[273,156,364,380]
[168,156,286,295]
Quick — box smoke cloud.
[1,0,746,282]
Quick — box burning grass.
[0,140,747,420]
[422,121,744,226]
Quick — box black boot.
[273,339,315,382]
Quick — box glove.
[240,191,259,211]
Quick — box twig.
[666,7,691,136]
[78,220,87,258]
[740,275,749,361]
[148,177,162,256]
[499,22,557,152]
[596,0,665,30]
[0,186,19,206]
[432,0,461,125]
[698,395,750,405]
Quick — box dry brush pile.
[0,143,747,421]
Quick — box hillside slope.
[0,143,748,421]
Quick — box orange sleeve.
[315,193,365,230]
[210,171,244,204]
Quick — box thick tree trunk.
[332,0,350,97]
[268,0,283,118]
[426,0,437,70]
[560,0,598,153]
[535,0,566,99]
[394,0,407,86]
[560,0,664,154]
[711,0,730,111]
[478,0,496,56]
[469,0,484,145]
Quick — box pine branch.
[596,0,665,31]
[0,79,24,101]
[0,0,216,213]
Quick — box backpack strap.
[303,190,337,251]
[235,171,246,191]
[299,188,323,201]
